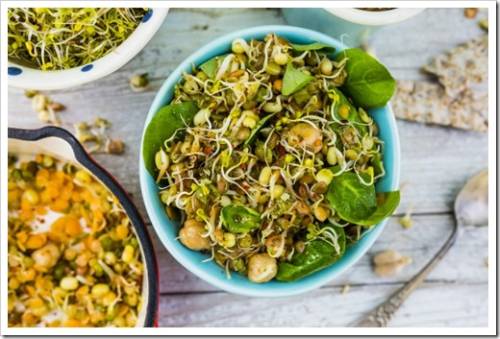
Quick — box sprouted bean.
[27,91,65,126]
[8,8,148,70]
[155,34,386,282]
[129,73,150,92]
[74,118,125,155]
[8,154,143,327]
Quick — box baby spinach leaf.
[355,191,400,226]
[335,48,396,109]
[329,87,356,120]
[329,87,368,136]
[282,63,315,96]
[143,101,198,176]
[326,172,377,223]
[291,42,335,54]
[221,204,261,233]
[244,113,276,146]
[199,56,220,79]
[276,227,346,281]
[327,172,400,226]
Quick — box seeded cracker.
[393,34,488,132]
[423,35,487,98]
[393,80,487,132]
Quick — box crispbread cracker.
[423,35,487,98]
[393,80,487,132]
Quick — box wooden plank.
[372,8,487,78]
[157,282,488,327]
[151,214,488,293]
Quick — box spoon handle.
[354,218,459,327]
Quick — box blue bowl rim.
[139,25,401,297]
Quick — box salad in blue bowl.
[140,26,400,297]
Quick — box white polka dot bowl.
[7,8,168,90]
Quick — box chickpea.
[287,123,323,153]
[247,253,277,283]
[179,219,211,251]
[32,243,60,272]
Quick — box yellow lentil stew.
[8,154,144,327]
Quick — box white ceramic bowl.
[282,8,425,46]
[7,8,168,90]
[326,8,425,26]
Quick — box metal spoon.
[354,169,488,327]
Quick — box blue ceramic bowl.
[140,25,400,297]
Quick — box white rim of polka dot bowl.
[8,8,168,90]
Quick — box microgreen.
[8,8,147,70]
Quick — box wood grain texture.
[157,283,487,327]
[7,8,489,327]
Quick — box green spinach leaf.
[244,113,276,146]
[282,63,315,96]
[291,42,335,54]
[221,204,261,233]
[276,227,346,281]
[329,87,368,135]
[356,191,400,226]
[143,101,198,176]
[200,56,220,79]
[335,48,396,109]
[326,172,377,223]
[326,172,400,226]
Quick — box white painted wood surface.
[8,8,489,327]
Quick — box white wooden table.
[8,8,488,327]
